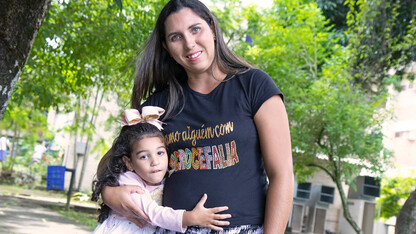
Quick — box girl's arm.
[132,192,230,232]
[182,194,231,231]
[254,95,294,234]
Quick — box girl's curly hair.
[91,123,165,223]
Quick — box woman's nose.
[184,34,196,49]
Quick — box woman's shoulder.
[142,88,169,108]
[232,68,283,102]
[233,68,275,87]
[236,68,272,80]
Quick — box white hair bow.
[119,106,165,130]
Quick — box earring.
[214,36,216,40]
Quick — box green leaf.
[114,0,122,11]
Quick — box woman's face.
[123,136,168,186]
[163,8,216,77]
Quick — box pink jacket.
[115,171,186,233]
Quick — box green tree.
[0,103,52,178]
[313,0,416,92]
[0,0,51,121]
[0,0,128,120]
[209,0,247,46]
[345,1,416,231]
[3,0,168,189]
[346,0,416,92]
[235,1,392,233]
[377,175,416,220]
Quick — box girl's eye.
[191,27,201,34]
[157,151,165,156]
[140,155,148,160]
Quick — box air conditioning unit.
[289,182,312,232]
[76,142,87,155]
[289,203,306,233]
[307,185,335,207]
[302,185,335,234]
[294,182,312,200]
[306,206,328,234]
[348,176,380,200]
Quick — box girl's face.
[123,136,168,186]
[163,8,216,77]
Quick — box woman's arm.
[101,185,149,226]
[254,95,294,234]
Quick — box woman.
[98,0,293,233]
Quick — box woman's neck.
[186,66,227,94]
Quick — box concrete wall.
[383,78,416,176]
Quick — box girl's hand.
[102,185,149,227]
[182,194,231,231]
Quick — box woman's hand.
[102,185,149,227]
[182,194,231,231]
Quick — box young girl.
[92,106,231,233]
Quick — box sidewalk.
[0,187,98,234]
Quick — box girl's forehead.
[133,136,165,146]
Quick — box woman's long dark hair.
[131,0,253,119]
[91,123,165,223]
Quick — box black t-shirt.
[144,69,283,227]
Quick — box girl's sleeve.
[130,193,186,233]
[119,172,186,233]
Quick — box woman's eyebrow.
[188,23,202,29]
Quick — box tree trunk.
[334,176,363,234]
[77,89,104,191]
[72,106,80,175]
[76,95,90,191]
[311,162,364,233]
[396,189,416,234]
[0,0,51,120]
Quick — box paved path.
[0,195,93,234]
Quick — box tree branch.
[316,126,326,148]
[308,162,335,181]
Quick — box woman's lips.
[186,51,202,61]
